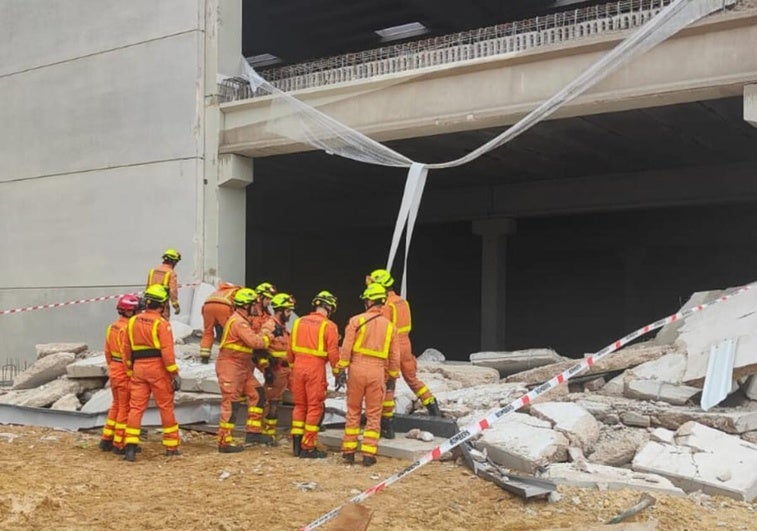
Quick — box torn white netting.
[241,0,730,297]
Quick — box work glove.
[264,367,275,385]
[172,302,181,315]
[335,370,348,391]
[200,356,210,365]
[385,377,396,392]
[273,324,285,337]
[171,375,182,392]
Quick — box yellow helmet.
[144,284,169,303]
[271,293,296,310]
[233,287,258,306]
[311,290,338,312]
[255,282,277,299]
[162,248,181,262]
[361,283,387,303]
[366,268,394,288]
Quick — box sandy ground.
[0,425,754,531]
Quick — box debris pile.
[2,288,757,502]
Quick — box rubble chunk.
[66,354,108,379]
[35,342,88,359]
[417,362,499,388]
[621,411,651,428]
[588,428,649,467]
[530,402,600,452]
[469,349,562,377]
[623,379,701,406]
[13,353,75,390]
[417,348,445,362]
[50,393,81,411]
[5,377,102,408]
[543,462,684,496]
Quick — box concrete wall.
[0,0,206,363]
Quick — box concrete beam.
[746,84,757,128]
[220,10,757,157]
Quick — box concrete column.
[472,218,517,351]
[745,84,757,128]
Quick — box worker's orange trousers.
[262,360,291,436]
[382,336,435,418]
[200,302,233,351]
[290,357,328,450]
[341,356,386,457]
[125,358,179,449]
[216,352,264,447]
[102,360,131,449]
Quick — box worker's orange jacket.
[219,311,271,356]
[262,315,290,361]
[122,309,178,374]
[146,263,179,305]
[382,291,412,337]
[287,311,340,369]
[339,306,400,379]
[204,284,238,307]
[104,316,129,364]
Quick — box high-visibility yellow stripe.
[219,421,235,429]
[247,420,262,427]
[361,444,378,454]
[344,427,361,435]
[125,436,140,445]
[415,386,429,398]
[389,300,412,334]
[290,428,305,435]
[304,424,320,432]
[354,317,393,359]
[342,441,358,449]
[163,439,179,447]
[163,424,179,434]
[291,318,329,357]
[248,406,264,414]
[291,420,305,427]
[115,422,126,429]
[387,369,400,378]
[128,315,162,351]
[102,428,114,436]
[270,350,287,358]
[219,315,253,354]
[382,401,394,407]
[165,364,178,372]
[422,396,435,406]
[125,427,141,436]
[363,430,380,439]
[105,418,116,426]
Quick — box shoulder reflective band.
[389,300,411,334]
[127,315,161,351]
[291,318,329,357]
[148,268,171,287]
[354,317,392,359]
[219,315,253,354]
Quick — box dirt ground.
[0,425,753,531]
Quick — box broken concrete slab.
[13,352,75,390]
[543,462,684,496]
[35,342,88,360]
[175,362,220,394]
[317,428,444,460]
[417,348,445,362]
[475,412,569,474]
[649,427,675,445]
[653,290,723,346]
[623,379,701,406]
[599,373,625,397]
[588,428,649,467]
[504,343,678,385]
[740,375,757,400]
[469,349,563,377]
[4,377,103,408]
[435,382,527,421]
[50,393,81,411]
[66,354,108,379]
[677,289,757,386]
[530,402,600,452]
[620,411,651,428]
[170,320,193,342]
[80,388,112,413]
[417,361,499,388]
[742,431,757,444]
[632,421,757,501]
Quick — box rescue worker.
[338,283,400,466]
[216,287,275,452]
[251,281,277,331]
[100,294,140,455]
[288,291,340,458]
[146,248,181,319]
[122,284,182,462]
[259,293,296,441]
[199,281,240,364]
[366,268,441,441]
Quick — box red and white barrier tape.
[0,283,199,316]
[302,281,755,530]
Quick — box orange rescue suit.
[216,311,271,447]
[146,263,178,319]
[288,312,340,451]
[200,284,238,354]
[259,315,292,436]
[339,305,400,457]
[122,309,180,450]
[102,316,131,450]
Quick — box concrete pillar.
[745,84,757,128]
[472,218,517,351]
[203,0,246,284]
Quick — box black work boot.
[112,446,126,456]
[342,452,355,464]
[219,444,245,454]
[99,439,113,451]
[124,444,138,462]
[292,435,302,457]
[165,449,181,457]
[300,448,328,459]
[426,398,442,417]
[362,455,377,467]
[245,432,274,445]
[380,417,395,439]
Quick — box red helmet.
[117,294,140,312]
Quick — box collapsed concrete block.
[475,412,569,473]
[620,411,651,428]
[742,431,757,444]
[317,428,442,460]
[530,401,600,452]
[588,428,649,467]
[170,320,194,342]
[623,379,701,406]
[650,427,675,444]
[80,388,112,413]
[543,462,684,496]
[653,290,723,346]
[176,362,220,394]
[740,375,757,400]
[435,382,527,420]
[50,393,81,411]
[469,349,562,377]
[13,352,75,390]
[66,354,108,379]
[599,374,625,396]
[10,378,103,408]
[35,342,88,359]
[632,421,757,501]
[417,362,499,388]
[417,348,445,362]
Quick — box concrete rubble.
[1,284,756,501]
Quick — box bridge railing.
[219,0,674,102]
